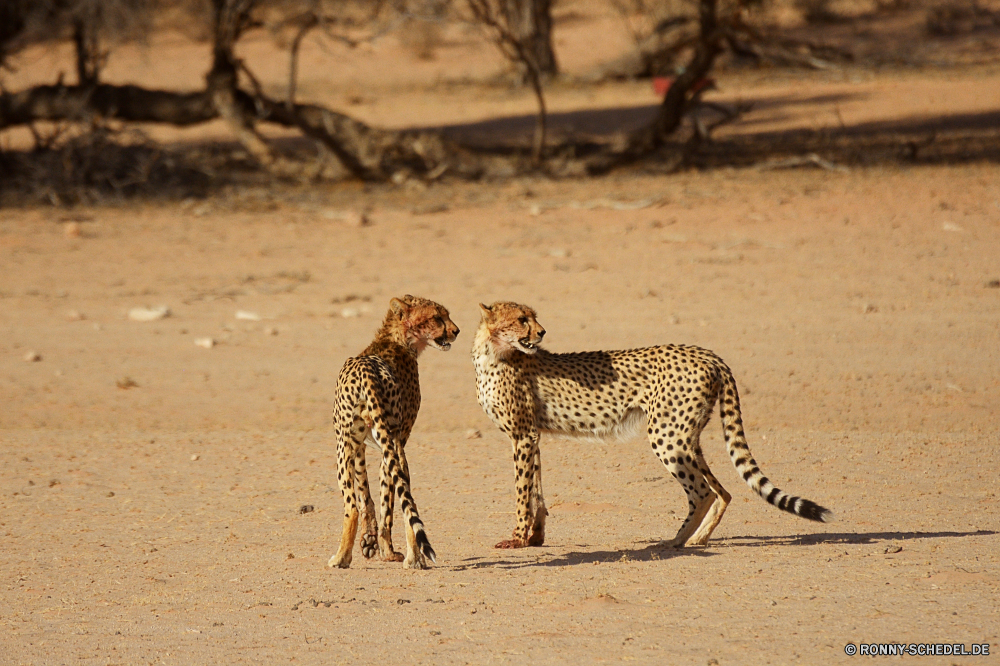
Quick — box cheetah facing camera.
[329,295,459,570]
[472,302,834,549]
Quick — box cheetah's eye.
[518,317,528,325]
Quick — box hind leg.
[376,430,430,569]
[648,409,717,547]
[685,442,731,545]
[375,434,405,562]
[664,469,716,548]
[350,425,380,559]
[329,434,360,568]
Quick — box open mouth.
[517,338,539,353]
[432,336,452,351]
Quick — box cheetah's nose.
[537,329,546,339]
[453,327,460,337]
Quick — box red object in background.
[652,76,715,97]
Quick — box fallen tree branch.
[0,80,490,181]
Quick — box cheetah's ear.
[479,303,494,321]
[390,297,409,317]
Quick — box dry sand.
[4,163,999,664]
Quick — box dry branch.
[468,0,550,165]
[0,80,489,181]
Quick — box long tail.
[718,363,835,523]
[393,450,436,563]
[365,391,436,563]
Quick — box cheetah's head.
[478,302,546,357]
[391,295,460,353]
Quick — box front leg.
[527,447,547,546]
[496,434,538,549]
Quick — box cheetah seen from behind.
[472,302,834,549]
[329,295,459,570]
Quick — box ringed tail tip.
[416,529,436,563]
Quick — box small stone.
[863,304,878,314]
[235,310,261,321]
[63,221,82,238]
[190,454,200,461]
[465,429,482,439]
[986,279,1000,289]
[128,306,170,322]
[106,491,115,497]
[116,377,138,390]
[194,337,215,349]
[884,545,902,554]
[24,351,41,362]
[263,327,278,336]
[323,209,370,227]
[548,248,569,258]
[66,310,85,321]
[341,307,361,318]
[299,505,314,514]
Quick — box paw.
[328,552,352,568]
[361,532,378,559]
[660,537,691,549]
[494,538,529,549]
[527,528,545,546]
[403,552,428,569]
[381,550,405,562]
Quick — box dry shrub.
[794,0,843,23]
[925,1,1000,35]
[0,124,217,205]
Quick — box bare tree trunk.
[524,57,547,165]
[206,0,276,165]
[581,0,722,172]
[644,0,720,148]
[287,13,318,110]
[73,19,102,86]
[500,0,557,79]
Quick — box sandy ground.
[3,2,1000,663]
[3,163,999,665]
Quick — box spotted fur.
[328,295,459,569]
[472,302,833,549]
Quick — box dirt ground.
[3,2,1000,664]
